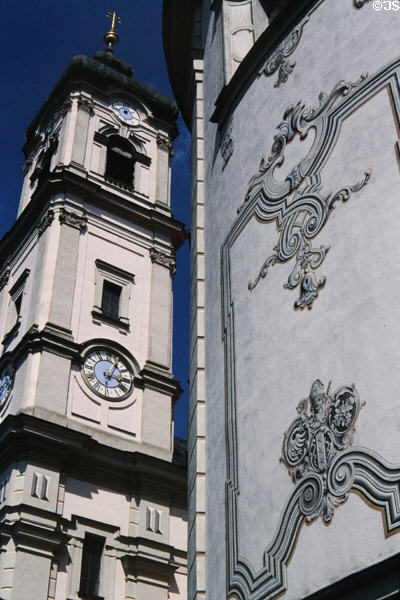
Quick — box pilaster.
[48,208,86,331]
[147,249,175,368]
[188,58,206,600]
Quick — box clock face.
[112,101,140,125]
[82,349,133,400]
[0,364,14,408]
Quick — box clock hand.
[106,356,119,377]
[109,373,122,382]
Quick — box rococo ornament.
[282,379,363,522]
[353,0,371,7]
[220,120,234,168]
[238,75,371,309]
[259,20,308,88]
[223,58,400,600]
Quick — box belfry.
[0,15,187,600]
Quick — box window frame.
[105,136,136,190]
[78,533,105,600]
[2,268,30,346]
[92,260,134,332]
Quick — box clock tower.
[0,19,187,600]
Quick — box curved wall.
[165,1,400,598]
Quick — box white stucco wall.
[196,0,400,598]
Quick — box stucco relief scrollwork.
[259,20,308,87]
[239,75,371,309]
[221,120,234,168]
[282,379,364,521]
[353,0,371,8]
[222,58,400,600]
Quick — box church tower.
[0,14,187,600]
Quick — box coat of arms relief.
[282,379,363,522]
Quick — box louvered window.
[105,136,134,189]
[79,534,104,598]
[101,280,121,321]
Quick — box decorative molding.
[0,267,10,291]
[221,120,234,168]
[0,478,8,504]
[259,19,308,87]
[353,0,371,7]
[77,95,94,115]
[157,134,174,158]
[23,153,34,175]
[60,97,73,117]
[59,208,87,231]
[282,379,363,521]
[31,472,50,501]
[149,248,176,276]
[237,74,371,309]
[37,210,54,236]
[221,58,400,600]
[248,171,370,309]
[146,506,163,534]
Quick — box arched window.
[105,135,135,189]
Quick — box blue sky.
[0,1,191,438]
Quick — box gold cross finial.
[104,10,121,51]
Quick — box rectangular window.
[92,260,134,332]
[105,148,135,188]
[79,534,104,598]
[101,280,121,321]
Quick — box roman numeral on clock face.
[83,349,133,398]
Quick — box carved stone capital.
[37,210,55,236]
[59,209,87,231]
[23,154,34,175]
[149,248,176,276]
[77,96,94,115]
[60,97,72,117]
[157,135,174,157]
[0,268,10,291]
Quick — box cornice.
[5,515,67,557]
[122,552,177,582]
[0,413,187,503]
[0,167,186,267]
[141,360,182,404]
[211,0,319,127]
[25,53,178,144]
[40,168,186,249]
[163,0,319,129]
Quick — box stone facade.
[0,49,187,599]
[163,1,400,599]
